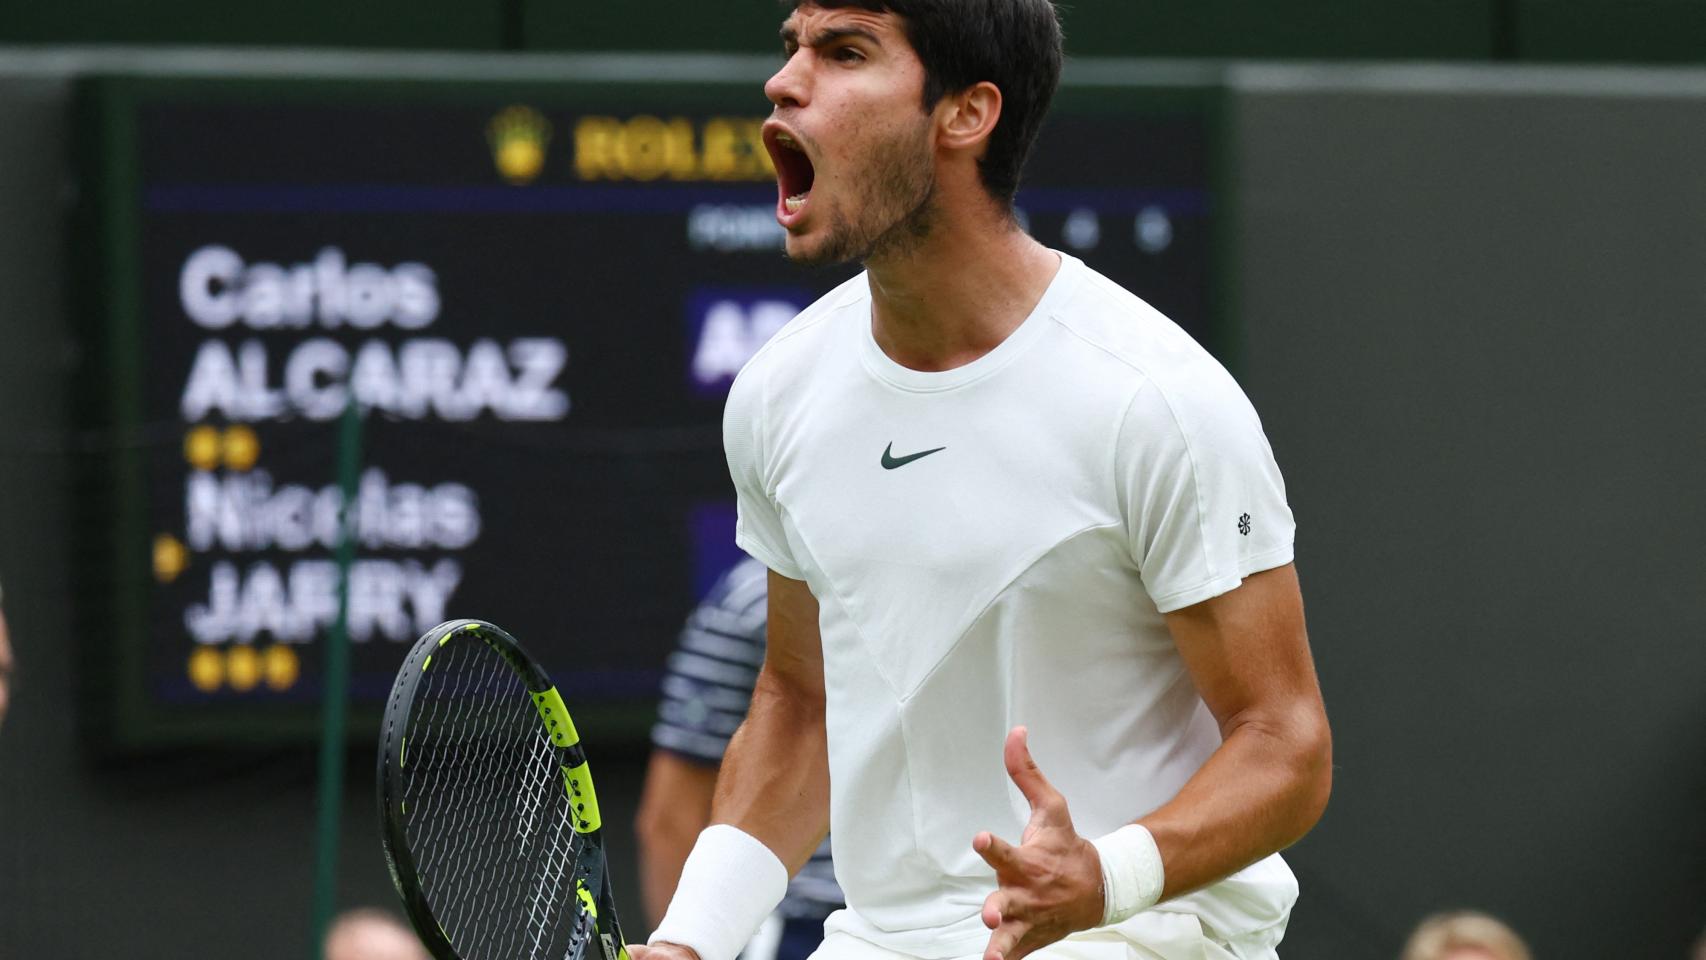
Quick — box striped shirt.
[652,556,843,920]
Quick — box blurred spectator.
[323,908,428,960]
[0,578,12,736]
[1400,911,1532,960]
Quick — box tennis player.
[636,3,1331,960]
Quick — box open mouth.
[765,126,817,224]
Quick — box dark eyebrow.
[780,23,884,50]
[812,26,883,47]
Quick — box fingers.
[983,918,1021,960]
[1002,726,1063,820]
[978,726,1083,960]
[973,829,1023,873]
[626,943,699,960]
[981,889,1004,930]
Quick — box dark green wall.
[1515,0,1706,62]
[0,0,507,49]
[1018,0,1496,59]
[1230,72,1706,959]
[3,0,1706,63]
[518,0,1504,58]
[521,1,783,55]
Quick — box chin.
[782,234,835,267]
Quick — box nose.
[765,51,808,109]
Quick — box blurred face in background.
[763,3,939,266]
[323,910,427,960]
[1400,912,1531,960]
[0,610,13,734]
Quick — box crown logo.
[487,106,552,185]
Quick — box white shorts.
[803,913,1279,960]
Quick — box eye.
[831,45,866,64]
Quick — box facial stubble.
[786,114,937,268]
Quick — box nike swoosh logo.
[881,442,946,470]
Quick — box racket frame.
[378,618,628,960]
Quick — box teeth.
[776,132,799,150]
[784,195,807,213]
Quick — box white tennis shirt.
[723,254,1300,957]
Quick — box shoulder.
[1047,259,1260,438]
[724,274,865,477]
[728,271,867,405]
[1047,259,1217,387]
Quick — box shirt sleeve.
[722,362,805,580]
[1117,372,1295,613]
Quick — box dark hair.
[781,0,1063,205]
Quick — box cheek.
[836,120,919,177]
[818,89,926,173]
[822,108,870,164]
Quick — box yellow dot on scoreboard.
[188,646,224,692]
[222,425,260,471]
[184,425,221,470]
[498,140,546,184]
[153,534,188,583]
[226,645,261,692]
[262,645,300,691]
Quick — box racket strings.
[398,635,589,959]
[430,653,528,954]
[410,640,511,951]
[519,739,578,957]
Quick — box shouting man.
[637,3,1331,960]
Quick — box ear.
[937,80,1003,154]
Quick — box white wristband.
[649,825,789,960]
[1091,824,1165,926]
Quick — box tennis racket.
[378,618,629,960]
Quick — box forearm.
[639,817,699,925]
[711,667,830,873]
[1138,702,1331,900]
[635,754,718,925]
[640,571,824,960]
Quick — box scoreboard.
[76,69,1223,747]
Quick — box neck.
[863,200,1061,372]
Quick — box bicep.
[760,569,824,700]
[1163,563,1323,735]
